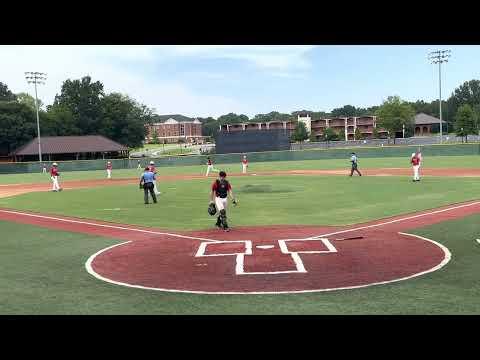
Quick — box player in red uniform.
[411,151,421,182]
[106,161,112,179]
[205,157,219,176]
[50,163,62,192]
[210,171,237,232]
[148,160,161,195]
[241,155,248,174]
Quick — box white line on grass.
[307,201,480,240]
[0,209,220,243]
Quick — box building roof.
[154,114,195,122]
[12,135,128,156]
[415,113,447,125]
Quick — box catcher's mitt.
[208,202,217,216]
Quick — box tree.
[0,82,17,102]
[0,102,37,155]
[375,96,415,144]
[43,104,80,136]
[199,117,220,138]
[454,104,478,143]
[98,93,153,148]
[217,113,249,125]
[323,127,338,141]
[372,127,380,139]
[53,76,105,135]
[447,79,480,129]
[292,121,309,142]
[16,92,43,110]
[331,105,357,117]
[354,127,363,140]
[252,111,292,123]
[150,128,159,144]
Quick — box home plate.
[256,245,274,249]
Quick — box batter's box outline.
[195,238,337,276]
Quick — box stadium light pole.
[428,49,451,144]
[25,72,47,162]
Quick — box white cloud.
[155,45,316,71]
[0,45,248,117]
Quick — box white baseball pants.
[51,176,60,191]
[413,165,420,180]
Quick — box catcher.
[209,171,237,232]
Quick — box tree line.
[0,77,154,156]
[2,77,480,156]
[201,80,480,143]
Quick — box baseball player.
[50,163,62,192]
[241,155,248,174]
[411,151,421,182]
[148,160,161,195]
[205,157,219,176]
[139,167,157,204]
[106,161,112,179]
[210,171,237,232]
[137,160,142,170]
[42,163,47,174]
[349,152,362,176]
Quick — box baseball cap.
[52,162,58,166]
[149,161,155,165]
[219,171,227,177]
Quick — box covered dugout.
[215,129,290,154]
[11,135,129,162]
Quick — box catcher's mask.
[208,203,217,216]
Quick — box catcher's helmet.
[208,202,217,216]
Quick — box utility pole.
[25,72,47,162]
[428,50,451,144]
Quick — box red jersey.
[106,163,112,170]
[242,159,248,165]
[411,156,420,166]
[50,167,58,177]
[212,179,231,198]
[148,165,156,173]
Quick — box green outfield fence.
[0,143,479,174]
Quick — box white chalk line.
[0,209,220,243]
[83,232,451,295]
[307,200,480,240]
[0,202,471,294]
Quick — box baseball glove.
[208,202,217,216]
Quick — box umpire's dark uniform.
[139,168,157,204]
[350,153,362,176]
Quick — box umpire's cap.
[219,171,227,178]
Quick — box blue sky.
[2,45,480,118]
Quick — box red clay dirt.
[0,167,479,199]
[1,200,479,293]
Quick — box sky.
[1,45,480,118]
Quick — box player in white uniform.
[205,157,219,176]
[106,161,112,179]
[241,155,248,174]
[50,163,62,192]
[148,161,161,195]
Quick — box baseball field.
[1,154,480,314]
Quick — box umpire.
[139,167,157,204]
[349,152,362,176]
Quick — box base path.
[1,200,480,294]
[1,167,479,199]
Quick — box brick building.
[219,114,387,140]
[146,116,206,144]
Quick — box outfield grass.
[2,175,479,230]
[1,213,479,315]
[0,155,478,185]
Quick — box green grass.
[0,155,478,185]
[1,213,479,314]
[2,175,480,230]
